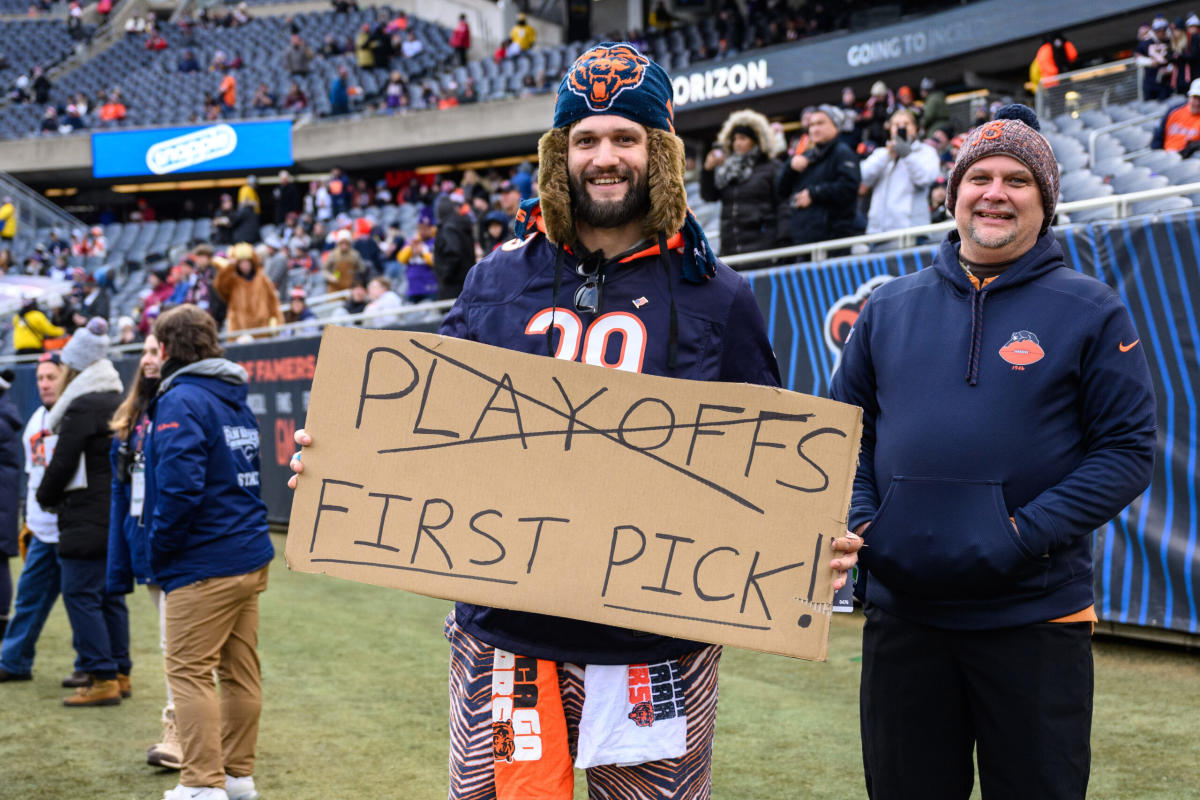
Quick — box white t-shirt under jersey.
[22,405,60,544]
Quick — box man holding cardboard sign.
[290,42,862,800]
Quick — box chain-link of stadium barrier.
[1035,58,1141,122]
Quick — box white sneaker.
[224,774,260,800]
[162,785,229,800]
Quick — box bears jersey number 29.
[525,308,648,373]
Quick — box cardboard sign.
[286,327,862,661]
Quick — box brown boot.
[63,678,121,707]
[117,673,132,698]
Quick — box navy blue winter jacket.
[441,225,781,664]
[145,359,274,593]
[107,418,153,594]
[0,394,21,557]
[830,232,1156,629]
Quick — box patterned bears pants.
[444,610,722,800]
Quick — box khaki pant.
[165,566,269,788]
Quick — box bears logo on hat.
[553,42,674,133]
[566,43,649,112]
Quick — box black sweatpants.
[860,604,1093,800]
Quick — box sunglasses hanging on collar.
[573,250,605,314]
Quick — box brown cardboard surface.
[286,326,862,661]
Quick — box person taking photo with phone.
[859,109,942,243]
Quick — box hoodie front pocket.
[861,476,1040,600]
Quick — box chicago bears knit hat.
[946,104,1059,234]
[552,42,675,133]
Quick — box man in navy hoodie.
[291,42,862,800]
[830,105,1156,799]
[147,305,274,800]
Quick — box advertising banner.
[91,119,293,179]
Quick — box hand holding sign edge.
[286,427,312,490]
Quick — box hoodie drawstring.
[658,232,679,370]
[966,287,987,386]
[547,243,564,357]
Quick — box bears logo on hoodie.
[998,330,1045,367]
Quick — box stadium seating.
[1,5,814,137]
[1047,96,1200,222]
[0,19,82,104]
[1,7,454,136]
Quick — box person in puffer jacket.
[146,305,273,800]
[700,108,783,256]
[36,318,129,708]
[830,104,1156,800]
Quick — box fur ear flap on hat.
[536,127,573,246]
[644,128,688,242]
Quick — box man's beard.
[965,207,1021,251]
[569,168,651,229]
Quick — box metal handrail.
[1087,113,1160,167]
[723,180,1200,267]
[0,172,82,236]
[1040,57,1138,91]
[7,180,1200,364]
[219,298,454,344]
[1034,58,1138,119]
[0,297,456,364]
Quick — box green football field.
[2,533,1197,799]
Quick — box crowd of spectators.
[1135,14,1200,101]
[10,9,1195,350]
[4,64,990,358]
[3,164,537,349]
[6,0,864,137]
[700,76,986,256]
[1136,14,1200,159]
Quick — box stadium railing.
[1034,58,1140,122]
[0,170,85,251]
[5,179,1200,365]
[722,179,1200,269]
[97,296,456,358]
[1087,113,1159,166]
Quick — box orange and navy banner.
[744,215,1200,636]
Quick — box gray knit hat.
[947,104,1059,234]
[61,317,110,371]
[814,103,846,130]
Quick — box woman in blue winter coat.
[108,332,181,769]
